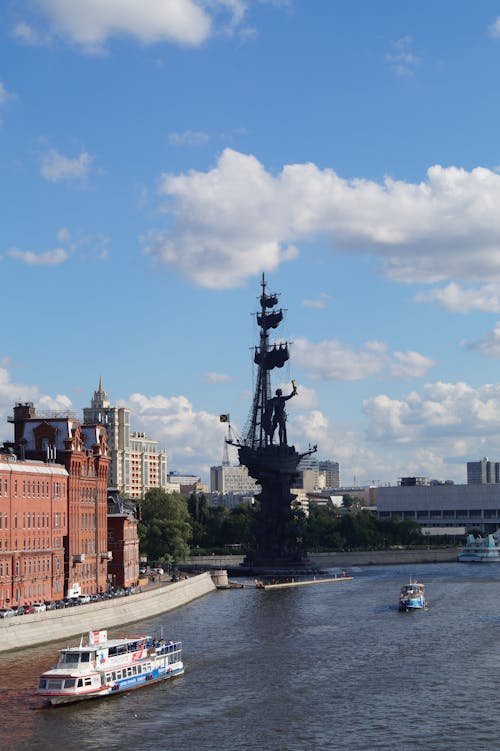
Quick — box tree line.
[138,488,426,565]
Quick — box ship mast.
[244,273,288,449]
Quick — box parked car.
[32,602,46,613]
[24,605,35,614]
[0,607,15,618]
[14,605,26,616]
[54,600,66,609]
[44,601,57,611]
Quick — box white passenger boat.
[458,532,500,562]
[399,579,427,612]
[37,629,183,706]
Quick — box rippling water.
[2,562,500,751]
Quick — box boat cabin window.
[60,650,93,665]
[64,679,76,688]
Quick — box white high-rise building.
[83,380,168,498]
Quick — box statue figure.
[267,382,297,445]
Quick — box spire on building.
[91,377,110,409]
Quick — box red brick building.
[0,451,68,607]
[9,403,110,598]
[106,489,140,589]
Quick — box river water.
[1,562,500,751]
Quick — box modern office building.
[295,458,340,491]
[83,380,168,498]
[467,458,500,484]
[319,461,340,488]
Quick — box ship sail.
[254,344,289,369]
[260,292,278,308]
[257,309,283,330]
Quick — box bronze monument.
[227,274,317,570]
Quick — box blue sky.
[3,1,500,486]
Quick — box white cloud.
[302,293,331,309]
[204,372,232,384]
[11,22,43,45]
[120,392,228,475]
[168,130,210,146]
[0,82,10,106]
[386,36,421,77]
[7,247,69,266]
[416,282,500,313]
[21,0,250,51]
[489,17,500,38]
[40,149,93,182]
[147,148,500,289]
[390,350,435,379]
[292,337,434,381]
[363,381,500,445]
[461,322,500,358]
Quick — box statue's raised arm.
[269,381,297,445]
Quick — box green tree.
[139,488,192,561]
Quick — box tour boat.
[398,580,427,612]
[458,532,500,562]
[37,629,183,706]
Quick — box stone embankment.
[181,548,459,571]
[0,572,217,653]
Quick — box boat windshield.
[59,651,93,665]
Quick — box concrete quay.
[0,572,217,653]
[181,547,459,572]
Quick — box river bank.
[0,572,216,653]
[180,547,459,572]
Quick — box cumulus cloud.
[416,282,500,313]
[146,148,500,289]
[18,0,251,51]
[390,350,435,379]
[40,149,93,182]
[292,337,434,381]
[461,322,500,358]
[7,247,69,266]
[120,392,228,475]
[363,381,500,445]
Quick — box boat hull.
[44,666,184,706]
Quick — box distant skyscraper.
[83,380,168,498]
[296,457,340,490]
[467,457,500,485]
